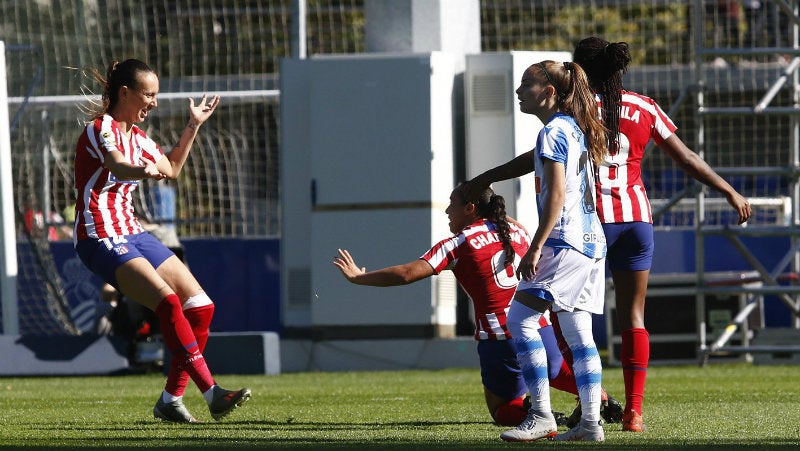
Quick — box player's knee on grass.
[493,397,526,426]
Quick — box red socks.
[621,328,649,415]
[155,294,215,394]
[164,303,215,397]
[186,304,214,353]
[494,397,527,426]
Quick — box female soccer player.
[467,38,751,434]
[572,36,750,432]
[333,184,582,427]
[498,60,608,443]
[73,59,251,423]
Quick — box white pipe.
[0,41,20,335]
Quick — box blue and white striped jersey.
[533,112,606,259]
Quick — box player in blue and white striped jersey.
[500,60,608,443]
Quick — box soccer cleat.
[499,411,558,442]
[622,410,646,432]
[209,386,252,421]
[522,395,567,426]
[153,397,200,423]
[602,393,624,424]
[553,420,605,442]
[565,390,623,428]
[552,410,568,426]
[565,399,581,429]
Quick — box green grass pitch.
[1,363,799,450]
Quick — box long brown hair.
[534,60,608,166]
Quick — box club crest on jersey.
[101,130,115,147]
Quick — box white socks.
[557,310,603,424]
[506,302,550,417]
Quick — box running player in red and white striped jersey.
[574,37,751,433]
[333,184,583,426]
[73,59,250,423]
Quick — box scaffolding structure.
[692,0,800,364]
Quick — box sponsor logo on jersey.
[109,173,140,185]
[583,232,606,244]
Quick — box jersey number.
[597,132,631,188]
[491,249,520,290]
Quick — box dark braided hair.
[456,183,515,267]
[86,59,154,120]
[573,36,631,155]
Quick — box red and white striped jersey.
[595,90,677,224]
[73,114,164,242]
[420,219,531,340]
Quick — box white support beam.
[0,41,19,335]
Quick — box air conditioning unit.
[280,52,457,337]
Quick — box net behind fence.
[2,0,795,334]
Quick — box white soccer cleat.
[500,411,558,442]
[553,419,605,442]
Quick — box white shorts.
[515,246,605,314]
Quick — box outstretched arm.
[505,215,529,236]
[333,248,435,287]
[658,135,751,224]
[464,150,536,200]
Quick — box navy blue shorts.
[477,339,526,401]
[603,222,654,271]
[75,232,174,289]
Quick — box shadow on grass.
[6,423,800,451]
[10,416,800,451]
[29,419,491,430]
[5,440,800,451]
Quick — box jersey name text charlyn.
[469,230,526,250]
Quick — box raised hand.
[187,94,221,128]
[332,248,366,282]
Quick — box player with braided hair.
[572,36,750,433]
[467,42,751,435]
[333,183,581,427]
